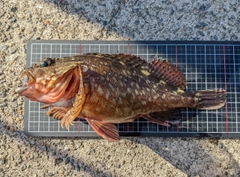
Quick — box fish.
[16,53,226,141]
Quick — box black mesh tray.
[24,40,240,138]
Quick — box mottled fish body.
[16,53,226,141]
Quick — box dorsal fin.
[109,53,150,70]
[81,53,150,71]
[83,53,186,89]
[111,54,186,90]
[150,58,186,90]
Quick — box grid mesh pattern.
[25,41,240,137]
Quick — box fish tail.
[185,89,226,110]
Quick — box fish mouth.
[16,67,80,104]
[15,72,31,94]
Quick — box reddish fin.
[40,104,51,109]
[86,118,119,142]
[150,59,186,90]
[47,107,69,120]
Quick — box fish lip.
[15,86,28,94]
[15,75,29,94]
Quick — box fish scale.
[16,53,226,141]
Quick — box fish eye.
[41,58,55,67]
[41,61,48,67]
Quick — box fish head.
[16,57,81,104]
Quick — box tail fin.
[186,89,226,110]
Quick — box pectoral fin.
[47,107,69,120]
[41,104,51,109]
[61,66,87,130]
[86,118,119,142]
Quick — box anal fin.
[142,109,183,127]
[142,114,170,127]
[86,118,119,142]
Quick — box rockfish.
[16,53,226,141]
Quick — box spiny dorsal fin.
[86,53,149,70]
[149,58,186,90]
[111,54,186,90]
[83,53,186,89]
[109,53,150,70]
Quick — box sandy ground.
[0,0,240,176]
